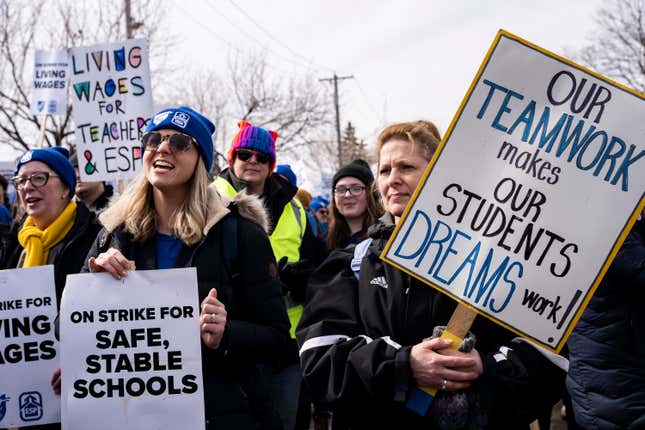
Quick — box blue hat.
[15,147,76,197]
[310,196,329,212]
[275,164,297,187]
[145,106,216,171]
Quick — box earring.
[61,194,66,200]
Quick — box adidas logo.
[370,276,388,289]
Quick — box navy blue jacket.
[566,218,645,429]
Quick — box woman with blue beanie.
[8,146,102,430]
[84,106,290,429]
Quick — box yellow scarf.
[18,200,77,267]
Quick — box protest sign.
[60,268,205,430]
[0,265,60,427]
[31,49,69,116]
[69,39,153,182]
[382,30,645,352]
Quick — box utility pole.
[124,0,133,38]
[320,73,354,168]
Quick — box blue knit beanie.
[310,196,329,212]
[15,147,76,197]
[275,164,297,187]
[145,106,216,171]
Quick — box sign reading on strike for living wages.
[0,265,60,427]
[70,39,153,182]
[60,268,205,430]
[382,30,645,352]
[31,49,69,116]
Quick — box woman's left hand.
[200,288,227,349]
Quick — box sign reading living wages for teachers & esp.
[31,49,69,116]
[60,269,205,430]
[382,30,645,353]
[70,38,153,182]
[0,266,60,427]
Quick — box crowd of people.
[1,106,643,430]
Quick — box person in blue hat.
[84,106,290,429]
[7,146,102,430]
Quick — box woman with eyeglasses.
[7,146,102,429]
[297,120,565,429]
[83,107,290,429]
[327,159,383,250]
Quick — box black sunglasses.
[142,132,195,153]
[236,149,271,164]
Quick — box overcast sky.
[171,0,605,140]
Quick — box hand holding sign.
[88,247,135,279]
[409,338,482,391]
[199,289,227,349]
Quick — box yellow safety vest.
[213,176,306,261]
[214,176,306,338]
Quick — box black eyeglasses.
[11,172,59,189]
[142,132,195,153]
[333,184,366,196]
[236,149,271,164]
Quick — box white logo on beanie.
[153,111,171,124]
[171,112,190,128]
[20,151,33,163]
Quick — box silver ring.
[441,379,447,390]
[211,313,216,322]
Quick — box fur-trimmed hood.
[206,185,269,234]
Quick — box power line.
[353,77,381,121]
[205,0,323,74]
[229,0,334,73]
[176,7,293,76]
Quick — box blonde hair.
[375,120,441,161]
[100,159,211,245]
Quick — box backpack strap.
[351,237,373,280]
[220,213,240,281]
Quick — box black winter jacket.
[83,191,290,429]
[297,214,565,429]
[566,218,645,429]
[8,202,101,306]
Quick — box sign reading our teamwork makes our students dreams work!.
[60,269,205,430]
[31,49,69,116]
[0,266,60,427]
[70,39,153,182]
[383,31,645,352]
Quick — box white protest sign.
[382,30,645,352]
[60,268,204,430]
[69,39,153,182]
[0,265,60,427]
[31,49,69,116]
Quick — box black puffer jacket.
[8,202,101,306]
[297,214,565,429]
[83,190,290,429]
[566,218,645,429]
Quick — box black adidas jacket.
[296,214,565,429]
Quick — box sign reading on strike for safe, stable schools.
[0,265,60,428]
[60,269,205,430]
[382,30,645,353]
[31,49,69,116]
[70,38,153,182]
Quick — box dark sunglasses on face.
[11,171,59,189]
[236,149,271,164]
[142,132,195,153]
[334,184,366,196]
